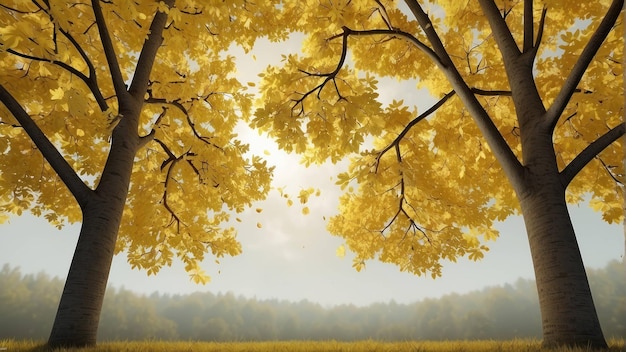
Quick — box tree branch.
[160,156,184,233]
[378,171,431,245]
[127,0,175,100]
[596,156,624,185]
[0,3,30,13]
[523,3,547,64]
[374,87,512,172]
[57,31,107,110]
[290,27,351,115]
[476,0,522,59]
[154,137,211,232]
[560,122,626,187]
[5,47,108,112]
[375,90,456,172]
[294,3,523,189]
[523,0,533,53]
[478,0,548,135]
[338,27,443,67]
[546,0,624,132]
[470,88,512,97]
[403,0,525,188]
[306,22,512,132]
[145,96,223,151]
[0,84,93,206]
[137,129,155,149]
[91,0,127,99]
[30,0,108,111]
[532,7,548,58]
[6,48,86,81]
[374,0,393,30]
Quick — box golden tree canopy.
[254,0,624,276]
[0,0,288,283]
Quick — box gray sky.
[0,35,623,307]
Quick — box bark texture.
[518,176,607,349]
[473,0,622,347]
[47,118,139,348]
[511,117,608,348]
[47,202,125,347]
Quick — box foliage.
[0,1,288,283]
[253,0,624,277]
[1,261,624,342]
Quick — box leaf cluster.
[0,0,287,282]
[255,0,624,277]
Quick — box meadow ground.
[1,339,624,352]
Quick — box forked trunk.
[47,121,138,348]
[518,178,607,349]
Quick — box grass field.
[1,339,624,352]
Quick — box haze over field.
[2,260,624,341]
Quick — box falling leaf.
[336,245,346,258]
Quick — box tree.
[0,0,283,347]
[254,0,624,348]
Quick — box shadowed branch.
[545,0,624,132]
[91,0,127,99]
[405,0,525,188]
[0,84,93,205]
[29,1,108,111]
[560,123,626,187]
[145,94,223,151]
[374,88,512,173]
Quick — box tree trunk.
[47,120,138,348]
[622,131,626,268]
[518,175,607,349]
[47,200,125,347]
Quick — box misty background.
[1,261,624,341]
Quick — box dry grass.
[1,339,624,352]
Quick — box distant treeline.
[1,261,624,341]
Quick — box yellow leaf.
[191,272,210,285]
[49,87,64,100]
[38,64,51,77]
[301,206,310,215]
[336,244,346,258]
[352,260,365,272]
